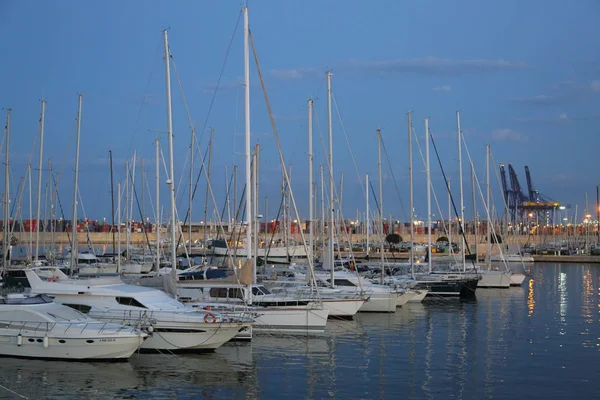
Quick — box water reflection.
[0,263,598,398]
[528,278,536,317]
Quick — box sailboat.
[176,6,330,332]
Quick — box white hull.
[87,309,249,351]
[477,271,511,288]
[395,292,414,307]
[359,292,396,313]
[0,332,142,360]
[247,307,329,333]
[141,324,244,350]
[321,298,365,318]
[510,273,526,286]
[407,289,428,303]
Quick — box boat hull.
[407,289,428,303]
[510,273,526,286]
[322,298,366,318]
[143,324,245,350]
[251,307,329,333]
[477,271,511,289]
[0,332,142,360]
[395,292,414,307]
[359,293,396,313]
[418,278,479,299]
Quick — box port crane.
[499,163,564,228]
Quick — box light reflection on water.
[0,263,598,399]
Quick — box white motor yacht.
[25,268,251,351]
[0,293,146,360]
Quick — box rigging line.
[218,168,235,226]
[55,114,78,191]
[196,9,243,145]
[490,150,511,223]
[263,186,286,264]
[249,31,321,295]
[127,38,162,153]
[313,95,364,277]
[330,93,366,194]
[76,186,94,254]
[328,94,387,261]
[429,131,476,268]
[379,133,408,221]
[412,126,457,262]
[126,164,155,257]
[169,56,232,259]
[51,171,71,247]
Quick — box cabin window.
[63,304,92,314]
[257,286,271,295]
[328,279,356,287]
[209,288,229,298]
[228,288,244,299]
[115,297,147,308]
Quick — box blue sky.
[1,0,599,224]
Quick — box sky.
[0,0,599,225]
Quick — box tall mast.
[377,129,384,284]
[49,159,55,254]
[204,128,213,246]
[189,125,194,255]
[109,150,116,260]
[320,165,325,259]
[70,94,83,276]
[326,71,335,286]
[486,145,491,269]
[2,109,10,272]
[34,100,46,262]
[448,180,452,258]
[117,182,121,272]
[308,98,314,265]
[471,161,478,263]
[407,111,414,278]
[155,138,160,272]
[129,151,137,254]
[365,173,369,259]
[232,165,237,225]
[252,144,260,278]
[425,117,432,273]
[125,161,130,255]
[163,29,177,277]
[457,111,466,271]
[141,157,145,233]
[243,6,252,270]
[28,165,32,261]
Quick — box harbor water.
[0,262,598,399]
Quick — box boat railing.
[0,319,136,335]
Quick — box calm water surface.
[0,263,598,399]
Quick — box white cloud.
[559,113,568,120]
[591,80,600,92]
[346,57,527,75]
[269,68,319,80]
[432,85,451,92]
[492,129,527,142]
[270,57,527,80]
[508,94,556,104]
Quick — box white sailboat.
[176,7,329,333]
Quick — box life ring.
[47,277,57,282]
[204,313,217,324]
